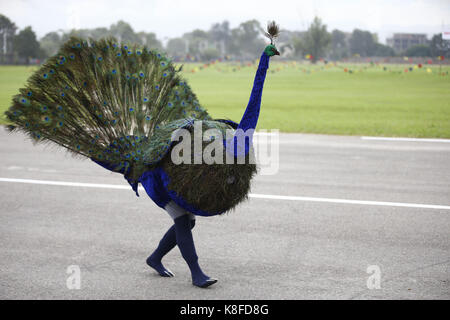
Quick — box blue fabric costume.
[6,23,280,288]
[93,49,275,288]
[94,52,270,216]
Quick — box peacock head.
[264,21,281,57]
[264,44,280,57]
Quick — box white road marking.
[249,194,450,210]
[1,177,449,210]
[254,132,277,136]
[0,177,129,190]
[7,166,58,173]
[361,136,450,143]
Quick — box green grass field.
[1,62,449,137]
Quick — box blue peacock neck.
[224,51,270,157]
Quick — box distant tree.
[13,26,40,64]
[404,44,431,57]
[40,32,62,57]
[183,29,209,56]
[230,20,265,58]
[52,21,162,54]
[373,43,395,57]
[110,20,138,43]
[201,47,220,61]
[430,33,450,57]
[0,14,17,63]
[166,37,187,57]
[276,30,303,57]
[349,29,376,57]
[209,21,231,55]
[136,31,162,49]
[90,27,110,39]
[296,17,331,63]
[330,29,349,60]
[292,36,302,56]
[189,29,209,39]
[60,29,90,43]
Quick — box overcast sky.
[1,0,449,43]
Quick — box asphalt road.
[0,129,449,299]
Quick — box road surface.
[0,130,448,299]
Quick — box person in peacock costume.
[5,22,280,288]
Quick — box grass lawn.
[1,62,449,137]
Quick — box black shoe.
[193,278,218,288]
[146,256,174,277]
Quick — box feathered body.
[5,23,279,216]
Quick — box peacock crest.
[264,21,280,44]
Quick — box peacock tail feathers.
[5,37,211,177]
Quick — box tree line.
[0,14,447,64]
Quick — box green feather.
[5,37,211,177]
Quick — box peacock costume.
[5,22,280,288]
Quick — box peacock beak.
[274,50,280,56]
